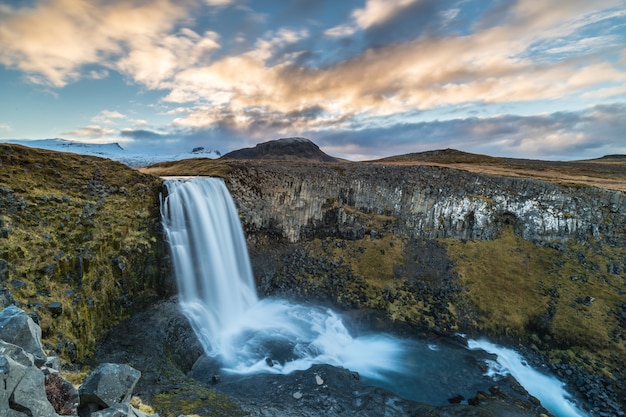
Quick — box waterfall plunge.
[161,177,403,376]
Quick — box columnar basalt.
[225,161,625,245]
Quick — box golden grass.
[372,154,626,191]
[139,158,231,177]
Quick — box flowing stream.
[161,177,588,416]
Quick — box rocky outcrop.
[0,305,153,417]
[0,340,58,417]
[79,363,141,413]
[0,143,172,363]
[225,161,625,245]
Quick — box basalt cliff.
[225,160,624,245]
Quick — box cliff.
[224,160,625,245]
[3,143,625,416]
[220,159,625,415]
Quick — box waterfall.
[161,178,258,358]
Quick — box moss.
[443,226,626,378]
[0,144,168,362]
[152,384,243,417]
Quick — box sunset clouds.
[0,0,624,159]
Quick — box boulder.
[79,363,141,410]
[0,305,47,366]
[0,348,58,417]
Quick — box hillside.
[221,137,338,162]
[0,143,169,361]
[374,148,626,191]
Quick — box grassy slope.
[444,227,625,378]
[138,158,231,177]
[374,149,626,191]
[0,144,167,361]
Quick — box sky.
[0,0,625,161]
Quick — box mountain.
[374,148,500,164]
[221,137,337,162]
[1,138,221,168]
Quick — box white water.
[161,177,590,415]
[161,177,404,377]
[468,339,589,417]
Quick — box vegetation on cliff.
[0,144,168,362]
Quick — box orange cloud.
[0,0,189,86]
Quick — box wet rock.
[576,296,595,306]
[90,402,157,417]
[0,287,15,308]
[447,394,464,404]
[10,280,25,289]
[47,302,63,317]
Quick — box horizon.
[1,0,625,161]
[5,136,625,164]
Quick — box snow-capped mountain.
[1,138,220,168]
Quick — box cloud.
[352,0,419,29]
[315,104,626,160]
[2,0,624,161]
[91,110,127,124]
[120,128,168,141]
[0,123,12,132]
[116,28,221,89]
[163,19,625,142]
[205,0,234,5]
[62,125,116,138]
[0,0,189,87]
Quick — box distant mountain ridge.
[221,137,337,162]
[1,138,220,168]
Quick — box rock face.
[0,340,58,417]
[225,161,625,244]
[222,137,338,162]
